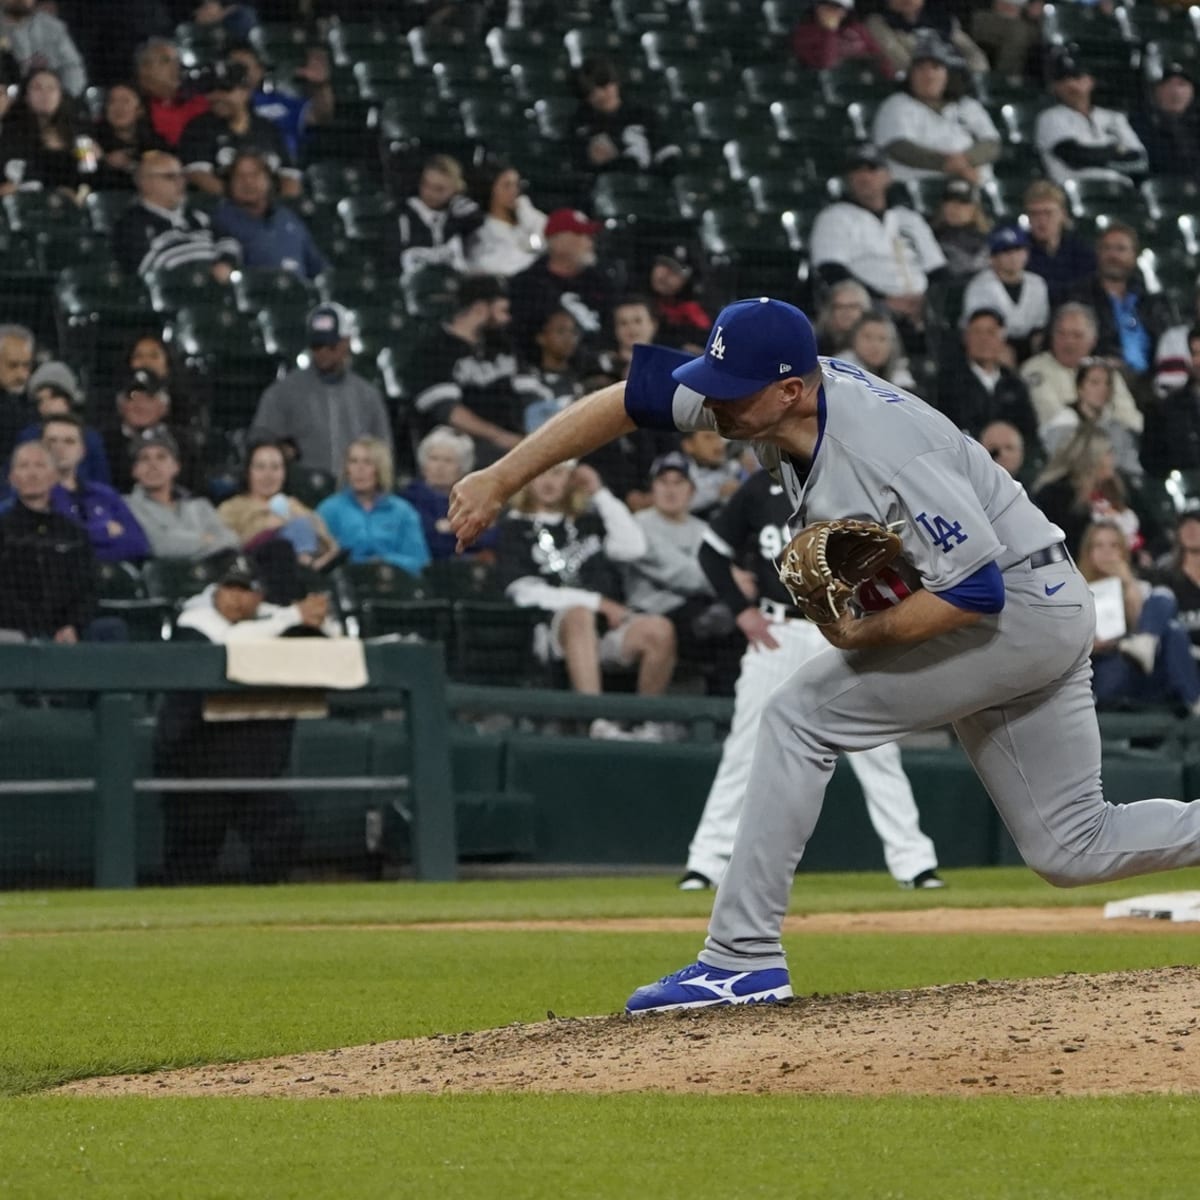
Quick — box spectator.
[647,246,711,352]
[189,0,258,40]
[316,437,429,576]
[979,418,1026,480]
[125,431,241,562]
[1081,520,1200,715]
[813,280,871,355]
[864,0,988,76]
[465,160,547,278]
[1066,224,1175,380]
[1152,284,1200,400]
[406,274,537,467]
[251,304,391,477]
[1023,180,1096,304]
[226,40,336,160]
[962,225,1049,359]
[1040,358,1144,484]
[400,425,498,561]
[623,451,741,694]
[94,82,168,191]
[1032,427,1143,557]
[0,0,86,96]
[596,295,659,384]
[970,0,1042,80]
[932,177,990,282]
[1140,328,1200,479]
[102,368,204,495]
[1020,303,1143,433]
[393,153,483,280]
[571,55,680,182]
[15,361,110,486]
[871,34,1000,186]
[839,312,916,390]
[154,555,332,886]
[680,428,740,521]
[496,461,679,740]
[136,37,208,148]
[112,150,241,279]
[523,308,583,433]
[213,149,327,278]
[936,307,1041,447]
[178,59,301,199]
[791,0,896,78]
[43,414,150,563]
[1132,62,1200,179]
[217,439,339,569]
[0,68,94,200]
[509,206,617,358]
[0,441,120,643]
[0,323,35,463]
[1161,511,1200,651]
[1035,51,1148,186]
[811,145,947,351]
[125,332,209,435]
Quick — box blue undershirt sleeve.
[624,343,694,431]
[933,560,1005,613]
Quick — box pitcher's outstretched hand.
[449,469,508,553]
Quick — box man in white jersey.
[448,297,1200,1015]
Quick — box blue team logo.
[916,511,967,553]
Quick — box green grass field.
[4,867,1200,1199]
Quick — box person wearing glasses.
[112,149,241,280]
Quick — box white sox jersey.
[810,200,946,297]
[961,267,1050,339]
[624,345,1064,596]
[1034,102,1148,184]
[871,92,1000,184]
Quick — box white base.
[1103,891,1200,922]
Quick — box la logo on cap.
[710,325,727,360]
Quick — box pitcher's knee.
[1026,856,1095,888]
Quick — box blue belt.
[1028,543,1069,569]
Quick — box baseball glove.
[778,519,904,625]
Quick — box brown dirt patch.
[58,966,1200,1099]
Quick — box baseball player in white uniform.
[448,297,1200,1016]
[683,468,943,892]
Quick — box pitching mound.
[60,966,1200,1099]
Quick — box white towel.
[225,638,369,689]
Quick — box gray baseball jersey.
[1034,102,1148,184]
[624,341,1200,972]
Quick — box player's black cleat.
[677,871,714,891]
[900,869,946,890]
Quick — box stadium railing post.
[93,691,137,889]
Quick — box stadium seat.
[1125,5,1200,46]
[1062,176,1143,222]
[992,99,1044,147]
[316,266,402,312]
[459,95,530,146]
[762,0,808,37]
[54,263,156,380]
[232,268,318,317]
[327,22,410,70]
[37,230,110,275]
[699,204,805,296]
[335,195,397,246]
[351,57,426,101]
[664,61,738,106]
[431,59,516,105]
[672,171,747,221]
[402,264,461,322]
[591,173,687,228]
[747,173,829,221]
[409,24,495,70]
[143,554,237,609]
[95,563,171,642]
[769,98,864,148]
[819,65,894,106]
[726,135,804,182]
[450,601,548,686]
[486,25,556,69]
[85,190,133,235]
[145,263,234,315]
[981,176,1030,219]
[611,0,676,34]
[2,190,90,234]
[689,98,772,144]
[1044,3,1131,51]
[304,162,375,203]
[1143,178,1200,222]
[424,557,502,601]
[509,56,576,102]
[641,29,728,72]
[287,463,338,509]
[740,63,826,106]
[531,95,575,140]
[359,597,454,644]
[563,27,639,69]
[255,302,308,363]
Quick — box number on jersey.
[916,511,967,552]
[825,357,906,403]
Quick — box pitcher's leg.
[847,743,939,883]
[956,656,1200,885]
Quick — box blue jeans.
[1093,590,1200,707]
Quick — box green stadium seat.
[700,205,805,296]
[726,135,802,182]
[304,162,374,203]
[640,29,726,72]
[145,262,235,315]
[904,177,953,219]
[981,176,1030,220]
[402,263,462,321]
[819,64,894,106]
[95,561,171,642]
[0,230,41,281]
[409,24,494,70]
[377,93,465,156]
[486,26,557,69]
[232,268,318,317]
[991,98,1044,146]
[431,60,515,105]
[1143,178,1200,222]
[459,95,529,145]
[2,190,89,233]
[54,263,155,376]
[762,0,808,37]
[591,173,683,225]
[769,98,863,148]
[611,0,675,34]
[1125,5,1200,45]
[351,57,425,101]
[1046,3,1129,49]
[1063,176,1143,222]
[359,597,454,644]
[563,27,639,69]
[249,21,315,60]
[37,230,110,274]
[287,463,338,508]
[144,554,237,607]
[740,63,826,105]
[85,190,133,235]
[424,557,501,601]
[747,173,829,221]
[450,601,547,686]
[689,98,772,144]
[327,23,410,70]
[316,267,402,312]
[509,56,576,102]
[255,301,308,362]
[301,105,383,167]
[672,170,747,221]
[336,195,397,245]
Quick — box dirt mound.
[59,967,1200,1099]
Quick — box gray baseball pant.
[700,560,1200,971]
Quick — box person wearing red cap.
[508,207,617,361]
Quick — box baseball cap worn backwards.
[671,298,819,401]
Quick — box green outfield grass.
[3,869,1200,1198]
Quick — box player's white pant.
[685,616,938,886]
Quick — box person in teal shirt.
[316,437,429,576]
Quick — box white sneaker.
[589,717,634,740]
[1118,633,1157,675]
[628,720,685,743]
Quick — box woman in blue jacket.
[317,437,429,576]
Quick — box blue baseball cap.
[988,225,1029,254]
[671,297,819,401]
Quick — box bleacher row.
[93,551,551,687]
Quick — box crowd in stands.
[2,0,1200,733]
